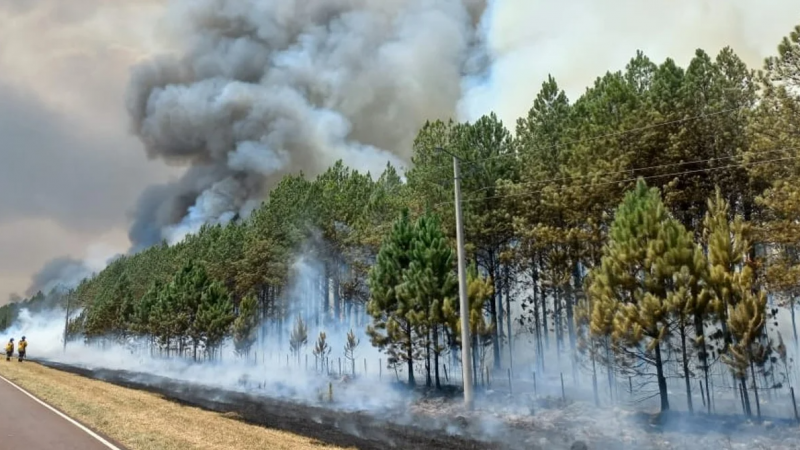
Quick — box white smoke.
[5,252,410,414]
[459,0,800,124]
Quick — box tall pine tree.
[587,179,689,412]
[367,209,418,385]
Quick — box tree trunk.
[740,376,752,417]
[654,341,670,412]
[554,287,563,358]
[533,298,543,370]
[750,361,761,419]
[605,339,613,400]
[563,289,574,371]
[531,257,544,371]
[472,335,479,386]
[489,262,501,370]
[333,262,341,327]
[568,263,579,354]
[680,323,693,413]
[539,286,551,351]
[792,297,798,345]
[406,322,415,386]
[694,316,712,413]
[591,340,599,406]
[497,277,504,362]
[434,326,441,389]
[539,255,550,353]
[504,264,513,370]
[569,261,581,382]
[322,273,329,327]
[425,329,432,388]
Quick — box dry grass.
[0,361,352,450]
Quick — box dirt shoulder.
[0,361,352,450]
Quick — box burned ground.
[35,359,800,450]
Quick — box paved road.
[0,374,121,450]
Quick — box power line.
[426,104,753,171]
[433,152,800,207]
[466,146,796,196]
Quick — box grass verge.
[0,360,351,450]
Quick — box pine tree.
[132,281,159,337]
[113,273,136,341]
[152,282,184,355]
[704,189,772,417]
[83,271,135,344]
[196,281,235,360]
[402,212,457,388]
[367,209,418,385]
[344,329,360,376]
[587,179,687,412]
[444,263,494,384]
[170,261,213,359]
[751,25,800,345]
[133,280,161,354]
[233,294,259,359]
[664,238,708,414]
[289,316,308,365]
[313,331,331,373]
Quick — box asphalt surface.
[0,371,119,450]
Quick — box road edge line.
[0,373,123,450]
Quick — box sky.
[0,0,797,304]
[0,1,180,301]
[460,0,800,122]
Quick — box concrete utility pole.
[438,147,474,409]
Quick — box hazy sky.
[460,0,800,122]
[0,0,797,303]
[0,1,179,302]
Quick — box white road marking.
[0,373,123,450]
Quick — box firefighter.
[5,338,13,361]
[17,336,26,362]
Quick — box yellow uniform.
[5,341,13,361]
[17,339,26,362]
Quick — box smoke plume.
[25,257,93,297]
[126,0,488,247]
[459,0,800,124]
[24,245,123,297]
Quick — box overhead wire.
[425,103,754,171]
[432,150,800,208]
[465,145,797,196]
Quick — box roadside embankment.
[0,361,353,450]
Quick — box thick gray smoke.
[25,251,124,297]
[126,0,488,247]
[25,256,92,297]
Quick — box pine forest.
[4,24,800,419]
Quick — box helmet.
[9,338,13,341]
[21,336,25,340]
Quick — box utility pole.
[438,147,474,409]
